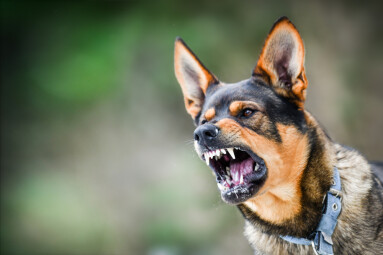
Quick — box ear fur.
[174,37,218,119]
[253,17,307,109]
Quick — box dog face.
[175,17,311,223]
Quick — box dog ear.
[174,37,219,119]
[253,17,307,109]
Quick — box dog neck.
[237,111,335,237]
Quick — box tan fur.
[216,118,309,223]
[243,114,382,254]
[229,101,263,116]
[174,18,382,255]
[244,141,382,255]
[204,108,215,121]
[174,39,218,118]
[253,18,308,109]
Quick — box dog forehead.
[203,79,271,110]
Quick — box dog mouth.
[202,147,267,204]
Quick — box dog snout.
[194,124,220,144]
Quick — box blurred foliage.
[1,1,382,255]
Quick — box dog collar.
[280,166,342,255]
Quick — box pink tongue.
[230,158,254,184]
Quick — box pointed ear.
[174,37,219,119]
[253,17,308,109]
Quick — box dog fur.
[174,17,383,254]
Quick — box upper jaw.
[202,147,236,166]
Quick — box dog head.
[174,17,311,223]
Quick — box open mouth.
[202,147,267,204]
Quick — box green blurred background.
[1,1,382,254]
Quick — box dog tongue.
[230,157,253,184]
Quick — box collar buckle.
[329,188,342,202]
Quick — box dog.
[174,17,383,255]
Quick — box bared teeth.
[254,162,259,171]
[202,147,239,168]
[232,171,238,183]
[203,147,252,187]
[227,148,235,159]
[205,154,210,165]
[218,182,230,191]
[217,182,225,191]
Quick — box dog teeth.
[254,162,259,171]
[205,155,210,165]
[232,171,238,183]
[240,172,244,184]
[218,182,229,191]
[227,148,235,159]
[203,147,236,164]
[217,182,225,191]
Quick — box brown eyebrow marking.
[229,101,263,116]
[204,108,216,121]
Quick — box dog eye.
[201,119,207,124]
[240,108,255,118]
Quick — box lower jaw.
[220,181,265,204]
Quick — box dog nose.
[194,124,220,144]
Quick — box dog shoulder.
[333,144,383,253]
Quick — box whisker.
[185,139,195,146]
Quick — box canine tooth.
[226,179,231,185]
[217,182,225,190]
[254,163,259,171]
[226,167,230,175]
[216,149,221,157]
[240,173,244,184]
[221,149,226,154]
[235,172,240,183]
[232,171,238,182]
[227,148,235,159]
[205,156,210,165]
